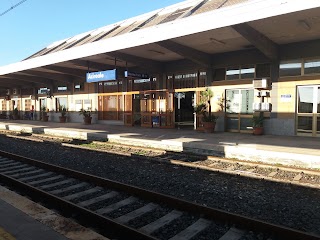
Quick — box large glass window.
[279,61,302,77]
[226,65,255,80]
[226,68,240,80]
[298,87,313,113]
[56,97,67,111]
[304,59,320,75]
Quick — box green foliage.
[194,88,218,123]
[79,108,92,117]
[59,105,67,117]
[13,107,18,115]
[252,115,264,127]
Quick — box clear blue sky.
[0,0,183,66]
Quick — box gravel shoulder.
[0,134,319,236]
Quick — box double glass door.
[297,85,320,137]
[226,89,254,132]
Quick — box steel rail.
[0,150,319,240]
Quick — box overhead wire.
[0,0,27,17]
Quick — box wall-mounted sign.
[124,71,149,79]
[86,69,116,82]
[280,94,292,102]
[134,78,150,83]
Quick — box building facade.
[0,0,320,137]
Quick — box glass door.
[297,85,320,137]
[226,89,254,133]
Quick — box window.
[226,68,240,80]
[74,83,84,92]
[56,97,67,111]
[24,99,31,111]
[57,86,68,92]
[279,61,302,77]
[226,65,255,80]
[304,59,320,75]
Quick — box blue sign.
[86,69,116,82]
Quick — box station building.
[0,0,320,137]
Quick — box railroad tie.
[39,178,76,190]
[49,182,89,195]
[0,163,28,172]
[96,196,138,215]
[16,172,52,182]
[0,159,15,165]
[218,227,246,240]
[10,169,44,178]
[169,218,211,240]
[115,203,158,224]
[63,186,103,201]
[139,210,183,234]
[77,191,119,207]
[27,175,64,185]
[0,157,9,161]
[1,166,34,175]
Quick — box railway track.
[3,131,320,189]
[0,150,319,240]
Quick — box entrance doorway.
[297,85,320,137]
[133,94,141,126]
[226,89,254,132]
[174,91,194,128]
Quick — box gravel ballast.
[0,135,319,236]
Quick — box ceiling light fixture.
[148,49,165,55]
[209,38,226,45]
[298,20,311,31]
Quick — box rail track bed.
[0,132,320,239]
[0,150,319,240]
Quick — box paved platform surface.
[0,119,319,169]
[0,195,68,240]
[0,185,108,240]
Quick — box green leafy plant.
[194,88,218,123]
[13,107,18,115]
[41,106,47,116]
[59,105,67,117]
[252,115,264,127]
[79,108,92,117]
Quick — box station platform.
[0,119,319,169]
[0,186,108,240]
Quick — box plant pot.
[253,127,263,135]
[42,115,49,122]
[202,122,216,133]
[83,116,92,125]
[59,116,66,123]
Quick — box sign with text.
[124,71,149,79]
[86,69,116,82]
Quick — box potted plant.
[79,108,92,125]
[252,114,264,135]
[59,105,67,123]
[12,107,19,120]
[194,88,218,133]
[41,106,49,122]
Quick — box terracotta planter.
[42,115,49,122]
[83,116,92,125]
[253,127,263,135]
[202,121,216,133]
[59,116,66,123]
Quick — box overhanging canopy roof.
[1,0,320,88]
